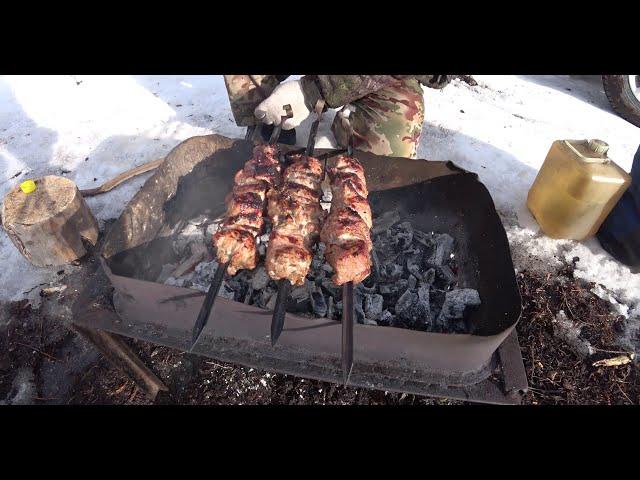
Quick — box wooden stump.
[1,176,99,267]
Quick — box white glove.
[254,80,310,130]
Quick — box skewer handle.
[342,281,355,384]
[268,104,293,145]
[271,279,292,346]
[305,100,326,157]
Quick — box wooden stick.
[71,324,169,401]
[80,158,164,197]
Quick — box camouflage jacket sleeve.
[300,75,451,109]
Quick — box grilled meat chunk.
[265,154,325,286]
[214,144,281,275]
[320,154,372,285]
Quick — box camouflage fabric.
[302,74,451,109]
[331,77,425,159]
[224,74,439,157]
[223,75,281,126]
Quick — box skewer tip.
[343,363,354,386]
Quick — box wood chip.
[41,285,67,295]
[592,354,635,368]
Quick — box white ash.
[162,215,481,333]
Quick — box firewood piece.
[79,158,164,197]
[2,176,99,267]
[71,324,169,401]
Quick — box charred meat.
[321,154,373,285]
[213,144,281,275]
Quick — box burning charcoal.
[372,210,401,235]
[437,265,457,287]
[371,248,381,279]
[378,310,394,326]
[311,244,325,271]
[256,287,275,308]
[357,282,377,295]
[429,289,446,319]
[193,260,219,283]
[291,285,310,302]
[393,222,413,250]
[321,278,341,299]
[417,284,430,304]
[321,263,334,274]
[408,275,418,290]
[397,285,431,327]
[327,296,335,319]
[413,229,433,248]
[251,266,270,291]
[266,293,277,310]
[311,291,327,317]
[421,268,436,286]
[395,289,418,316]
[218,282,236,300]
[288,284,311,312]
[243,286,254,304]
[426,233,454,266]
[385,263,403,280]
[436,288,480,328]
[406,256,423,279]
[364,294,383,320]
[353,290,366,325]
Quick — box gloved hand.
[254,80,310,130]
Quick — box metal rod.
[342,105,356,157]
[342,281,355,385]
[319,148,347,182]
[190,261,228,350]
[306,100,326,157]
[271,279,291,346]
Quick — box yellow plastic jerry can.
[527,139,631,240]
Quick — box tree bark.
[1,175,99,267]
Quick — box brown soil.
[1,266,638,405]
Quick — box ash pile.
[160,210,480,334]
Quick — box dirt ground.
[1,265,638,405]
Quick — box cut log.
[1,175,99,267]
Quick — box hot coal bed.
[161,208,481,335]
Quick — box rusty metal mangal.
[83,133,527,404]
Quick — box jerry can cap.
[565,139,610,163]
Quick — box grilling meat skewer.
[320,107,372,383]
[189,106,292,350]
[320,153,373,285]
[268,99,326,346]
[213,143,282,275]
[265,153,326,346]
